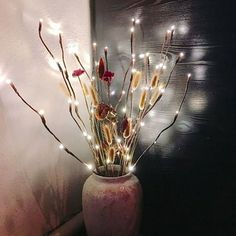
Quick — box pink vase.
[82,172,142,236]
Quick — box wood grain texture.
[91,0,236,235]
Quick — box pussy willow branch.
[74,53,91,81]
[133,74,191,167]
[39,22,91,149]
[8,82,95,172]
[59,34,76,99]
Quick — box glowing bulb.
[128,165,135,172]
[47,19,62,35]
[117,138,122,144]
[131,68,137,73]
[146,52,150,57]
[39,18,43,23]
[95,145,99,150]
[154,141,157,144]
[126,155,131,161]
[179,52,184,58]
[93,42,97,47]
[122,107,127,113]
[5,79,12,84]
[163,65,167,70]
[106,159,111,164]
[92,76,95,81]
[188,73,192,78]
[132,18,135,22]
[176,110,179,114]
[122,90,125,95]
[160,88,165,94]
[111,90,115,96]
[59,144,64,149]
[83,131,87,137]
[90,108,94,114]
[87,135,92,140]
[171,25,175,30]
[67,98,72,104]
[139,54,145,59]
[135,19,140,24]
[86,163,93,170]
[140,122,145,127]
[104,46,108,51]
[67,42,79,54]
[74,100,79,106]
[167,30,171,34]
[39,110,45,115]
[130,27,134,33]
[132,54,135,58]
[156,65,160,69]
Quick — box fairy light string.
[5,17,193,176]
[8,81,95,172]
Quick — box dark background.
[91,0,236,235]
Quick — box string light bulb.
[59,144,64,149]
[39,109,45,115]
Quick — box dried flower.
[108,147,116,163]
[123,118,132,139]
[81,82,89,96]
[72,69,85,77]
[89,85,99,107]
[98,58,105,78]
[131,71,142,91]
[139,90,147,110]
[150,73,160,89]
[103,124,113,145]
[101,70,115,84]
[95,103,111,120]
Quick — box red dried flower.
[98,58,105,78]
[101,70,115,83]
[95,103,111,120]
[72,69,85,77]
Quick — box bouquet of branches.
[6,18,191,177]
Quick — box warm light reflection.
[47,19,62,35]
[67,42,79,54]
[47,57,59,71]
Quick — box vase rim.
[92,171,132,181]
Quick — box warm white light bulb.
[160,88,165,94]
[180,52,184,58]
[139,54,145,59]
[74,100,79,106]
[117,138,122,144]
[176,110,179,114]
[59,144,64,149]
[128,165,135,172]
[83,131,87,137]
[95,145,99,150]
[86,163,93,170]
[39,110,45,115]
[130,27,134,33]
[110,90,116,96]
[171,25,175,30]
[188,73,192,78]
[122,90,125,95]
[122,107,127,113]
[140,122,145,127]
[93,42,97,47]
[67,98,72,104]
[5,79,12,84]
[87,135,92,141]
[135,19,140,24]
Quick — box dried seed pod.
[98,58,105,78]
[103,124,113,145]
[150,73,160,89]
[89,85,99,107]
[108,147,116,163]
[150,89,161,106]
[123,118,132,139]
[81,82,89,96]
[139,90,147,110]
[131,71,142,91]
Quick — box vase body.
[82,172,142,236]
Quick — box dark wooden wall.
[91,0,236,235]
